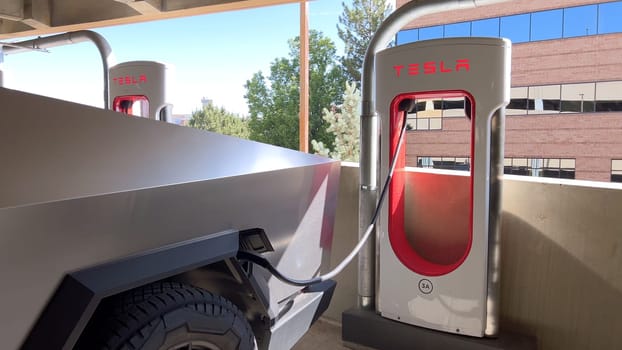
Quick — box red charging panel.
[388,91,475,277]
[112,95,149,117]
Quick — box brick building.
[395,0,622,182]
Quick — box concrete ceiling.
[0,0,302,40]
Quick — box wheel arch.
[21,229,253,350]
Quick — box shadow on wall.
[322,165,622,350]
[500,212,622,350]
[323,164,360,322]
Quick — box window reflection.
[406,116,443,131]
[419,156,578,179]
[405,97,471,130]
[406,99,442,131]
[472,17,499,37]
[429,118,442,130]
[505,158,530,176]
[547,159,576,179]
[500,14,530,43]
[504,158,575,179]
[397,28,418,45]
[417,156,470,171]
[564,5,597,38]
[416,118,430,130]
[444,22,471,37]
[507,81,622,115]
[441,97,467,118]
[531,9,563,41]
[598,1,622,34]
[419,25,444,40]
[396,0,622,45]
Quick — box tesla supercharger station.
[376,37,510,337]
[108,60,172,121]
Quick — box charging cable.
[238,103,412,287]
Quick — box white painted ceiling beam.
[0,0,305,39]
[114,0,162,15]
[22,0,51,29]
[0,0,23,21]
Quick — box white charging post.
[343,1,536,349]
[376,37,510,338]
[109,61,172,121]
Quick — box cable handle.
[237,105,412,287]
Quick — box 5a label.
[418,279,433,294]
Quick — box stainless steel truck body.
[0,87,340,350]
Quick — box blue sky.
[2,0,351,116]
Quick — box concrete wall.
[325,163,622,350]
[324,164,359,322]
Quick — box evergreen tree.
[312,82,361,161]
[338,0,392,84]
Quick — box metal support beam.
[299,0,309,152]
[3,30,115,108]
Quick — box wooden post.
[299,0,309,152]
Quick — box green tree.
[244,30,347,150]
[338,0,392,84]
[312,82,361,161]
[189,103,250,139]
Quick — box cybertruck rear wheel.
[77,282,255,350]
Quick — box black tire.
[77,282,255,350]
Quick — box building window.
[445,22,471,37]
[507,81,622,115]
[397,28,418,44]
[504,158,575,179]
[508,87,529,115]
[441,97,468,118]
[407,116,442,130]
[500,13,530,43]
[504,158,531,176]
[531,9,563,41]
[561,83,596,113]
[472,17,500,37]
[406,97,470,130]
[406,99,442,130]
[419,25,444,40]
[598,1,622,34]
[528,85,561,114]
[417,156,471,171]
[542,158,576,179]
[612,160,622,182]
[416,157,576,178]
[563,4,598,38]
[595,81,622,112]
[397,1,622,44]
